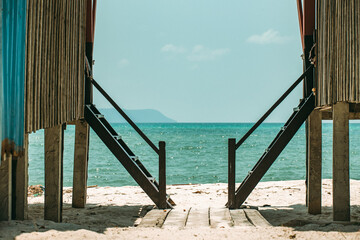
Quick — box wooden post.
[333,102,350,221]
[72,120,89,208]
[307,109,322,214]
[15,134,29,220]
[302,0,315,205]
[158,141,167,209]
[44,124,64,222]
[228,138,236,209]
[0,154,12,221]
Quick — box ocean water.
[28,123,360,187]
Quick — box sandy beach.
[1,179,360,239]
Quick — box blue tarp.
[0,0,26,159]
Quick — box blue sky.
[93,0,303,122]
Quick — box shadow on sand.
[259,204,360,232]
[2,202,360,239]
[0,203,153,239]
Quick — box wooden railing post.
[228,138,236,209]
[158,141,167,209]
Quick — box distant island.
[99,108,176,123]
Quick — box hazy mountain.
[98,108,176,123]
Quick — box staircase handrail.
[88,77,160,154]
[235,65,314,149]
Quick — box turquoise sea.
[28,123,360,187]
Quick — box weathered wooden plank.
[72,120,89,208]
[230,209,253,227]
[25,0,33,132]
[162,208,189,229]
[34,0,41,131]
[185,207,209,228]
[209,207,233,228]
[43,0,51,129]
[138,209,170,228]
[332,102,350,221]
[0,154,12,221]
[307,109,322,214]
[38,0,44,130]
[243,209,271,227]
[44,124,64,222]
[78,0,86,119]
[15,134,29,220]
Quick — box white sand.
[1,179,360,239]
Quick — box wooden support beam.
[303,0,315,36]
[323,111,360,120]
[72,120,89,208]
[332,102,350,221]
[0,154,12,221]
[44,124,64,222]
[307,109,322,214]
[228,138,236,209]
[15,134,29,220]
[296,0,304,49]
[321,111,332,120]
[158,141,167,209]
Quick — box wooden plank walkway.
[139,207,271,228]
[138,209,170,228]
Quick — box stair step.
[131,156,139,161]
[95,114,104,118]
[114,135,122,140]
[167,195,176,206]
[293,107,300,112]
[281,126,286,131]
[148,177,156,182]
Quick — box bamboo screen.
[316,0,360,107]
[25,0,86,133]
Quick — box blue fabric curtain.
[0,0,26,159]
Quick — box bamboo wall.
[25,0,86,133]
[316,0,360,107]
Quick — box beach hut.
[228,0,359,222]
[0,0,171,222]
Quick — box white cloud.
[187,45,230,62]
[247,29,290,44]
[161,44,186,53]
[118,58,129,67]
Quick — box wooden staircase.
[228,65,315,208]
[231,94,314,208]
[85,78,174,209]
